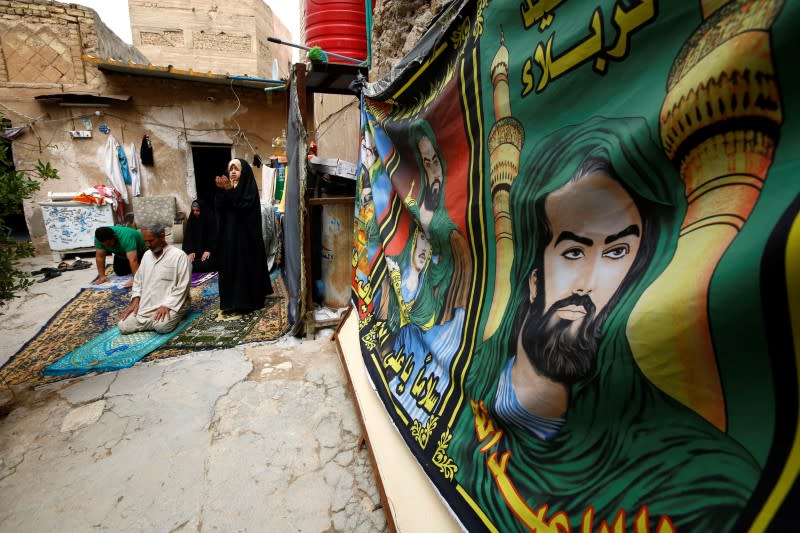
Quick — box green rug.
[164,304,263,349]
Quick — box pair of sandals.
[31,259,92,282]
[57,259,92,271]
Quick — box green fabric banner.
[353,1,800,530]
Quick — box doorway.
[191,144,232,209]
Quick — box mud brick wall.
[370,0,449,80]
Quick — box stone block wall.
[370,0,447,80]
[129,0,292,78]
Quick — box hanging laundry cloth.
[127,142,142,196]
[117,144,132,185]
[140,134,154,166]
[104,135,128,203]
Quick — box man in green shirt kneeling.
[93,226,147,288]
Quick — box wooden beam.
[307,196,356,206]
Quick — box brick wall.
[0,0,149,84]
[0,0,96,83]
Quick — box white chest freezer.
[40,201,115,252]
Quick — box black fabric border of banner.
[734,193,800,532]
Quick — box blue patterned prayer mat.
[42,311,200,377]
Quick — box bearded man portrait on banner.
[450,116,760,531]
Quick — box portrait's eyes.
[603,244,630,260]
[561,247,584,260]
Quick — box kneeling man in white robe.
[119,222,191,334]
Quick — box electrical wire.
[0,102,40,123]
[227,78,260,158]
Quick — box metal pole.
[267,36,363,65]
[226,75,285,84]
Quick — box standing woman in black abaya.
[214,158,272,316]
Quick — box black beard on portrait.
[520,293,604,385]
[421,179,441,212]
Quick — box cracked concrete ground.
[0,256,387,532]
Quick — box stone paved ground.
[0,256,387,532]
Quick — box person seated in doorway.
[183,199,218,273]
[93,225,147,288]
[118,222,191,334]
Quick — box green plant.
[0,134,58,303]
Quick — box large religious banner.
[352,0,799,530]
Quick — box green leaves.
[0,114,60,303]
[0,237,35,302]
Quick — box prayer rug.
[3,272,289,385]
[162,305,262,349]
[83,274,133,290]
[3,275,218,385]
[156,278,289,353]
[242,293,288,342]
[42,312,200,376]
[1,288,131,385]
[191,271,217,287]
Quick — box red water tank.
[305,0,369,63]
